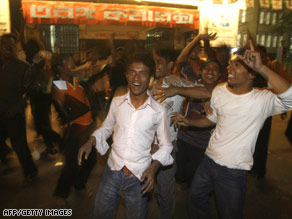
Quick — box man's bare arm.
[177,33,217,63]
[154,86,211,103]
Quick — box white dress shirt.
[92,90,174,180]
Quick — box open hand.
[153,86,177,103]
[78,136,95,165]
[170,112,189,131]
[199,32,217,41]
[141,166,156,195]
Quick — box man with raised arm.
[78,53,173,219]
[171,41,292,219]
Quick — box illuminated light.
[55,162,64,167]
[231,47,239,53]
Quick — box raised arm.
[240,41,291,94]
[177,33,217,63]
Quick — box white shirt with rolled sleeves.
[92,90,174,180]
[206,83,292,170]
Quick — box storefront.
[21,0,200,56]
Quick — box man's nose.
[133,72,140,80]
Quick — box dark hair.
[200,59,222,73]
[26,39,40,64]
[154,48,177,63]
[126,53,155,77]
[1,33,17,41]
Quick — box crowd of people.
[1,31,292,219]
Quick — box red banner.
[21,1,199,29]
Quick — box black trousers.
[54,122,97,198]
[252,116,272,177]
[0,113,37,177]
[30,94,61,149]
[285,113,292,144]
[175,138,206,185]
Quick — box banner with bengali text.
[21,0,199,29]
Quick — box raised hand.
[238,40,264,72]
[153,86,177,103]
[199,32,217,41]
[170,112,190,131]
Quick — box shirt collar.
[119,90,158,111]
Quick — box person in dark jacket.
[0,34,37,184]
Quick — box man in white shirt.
[78,53,173,219]
[171,41,292,219]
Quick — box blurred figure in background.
[26,39,62,156]
[0,34,37,184]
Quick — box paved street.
[1,107,292,219]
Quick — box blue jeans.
[94,165,148,219]
[188,155,247,219]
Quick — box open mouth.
[228,74,235,79]
[132,82,142,88]
[205,74,214,79]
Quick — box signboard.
[0,0,11,36]
[21,1,199,29]
[199,4,239,47]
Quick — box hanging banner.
[199,4,239,47]
[272,0,283,10]
[260,0,270,8]
[0,0,11,36]
[286,0,292,9]
[245,0,254,7]
[21,0,199,29]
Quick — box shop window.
[265,12,270,25]
[272,13,277,25]
[259,11,264,24]
[240,10,246,23]
[242,34,247,46]
[266,35,271,47]
[256,34,260,44]
[41,24,79,54]
[273,36,278,48]
[237,34,241,47]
